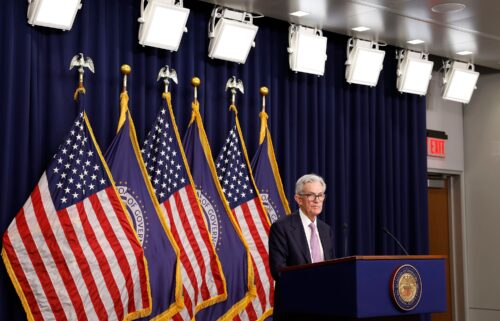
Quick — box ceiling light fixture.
[456,50,473,56]
[396,50,434,95]
[431,3,466,14]
[345,38,386,86]
[288,24,328,76]
[407,39,425,45]
[208,6,259,64]
[290,11,310,17]
[27,0,82,30]
[138,0,190,51]
[352,26,370,32]
[442,60,479,104]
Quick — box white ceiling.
[200,0,500,71]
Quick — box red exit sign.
[427,137,445,157]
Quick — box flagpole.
[225,76,244,106]
[260,86,268,113]
[192,77,200,103]
[69,53,94,99]
[258,87,269,145]
[157,65,178,94]
[117,64,131,131]
[121,64,131,93]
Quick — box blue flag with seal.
[105,90,183,320]
[183,98,256,321]
[251,109,291,223]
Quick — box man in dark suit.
[269,173,335,280]
[269,174,335,320]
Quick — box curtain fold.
[0,0,428,320]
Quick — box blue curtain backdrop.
[0,0,428,320]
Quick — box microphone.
[382,227,409,255]
[343,223,348,257]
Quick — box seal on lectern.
[391,264,422,311]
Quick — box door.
[428,176,452,321]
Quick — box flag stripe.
[244,300,258,321]
[184,185,225,295]
[248,256,266,313]
[91,189,148,315]
[105,188,150,309]
[57,207,107,321]
[162,197,200,298]
[75,200,124,320]
[102,187,149,310]
[181,284,194,317]
[173,308,191,321]
[172,312,183,321]
[234,212,266,317]
[243,201,272,286]
[38,176,104,321]
[234,198,274,317]
[31,185,88,321]
[89,193,135,314]
[14,207,68,320]
[162,185,223,321]
[178,186,223,298]
[173,189,210,301]
[161,198,200,319]
[65,204,118,320]
[2,233,44,320]
[24,188,79,320]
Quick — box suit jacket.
[268,211,335,280]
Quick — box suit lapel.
[317,221,333,260]
[290,213,312,264]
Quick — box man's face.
[294,181,325,220]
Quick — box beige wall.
[427,72,464,172]
[427,70,500,321]
[426,72,468,321]
[463,73,500,321]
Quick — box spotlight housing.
[208,7,259,64]
[345,38,385,87]
[442,61,479,104]
[138,0,190,51]
[396,50,434,95]
[288,24,327,76]
[27,0,82,30]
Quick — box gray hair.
[295,174,326,194]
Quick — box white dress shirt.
[299,209,324,261]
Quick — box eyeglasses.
[299,193,326,202]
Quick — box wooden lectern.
[275,255,447,320]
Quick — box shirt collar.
[299,209,317,227]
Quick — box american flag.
[141,93,226,321]
[215,108,274,321]
[1,93,151,321]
